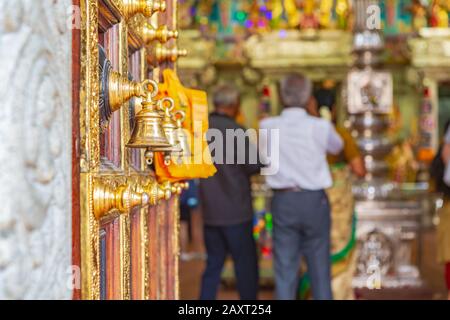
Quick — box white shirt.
[259,108,344,190]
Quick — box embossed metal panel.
[75,0,180,300]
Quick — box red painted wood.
[131,209,142,300]
[148,205,159,299]
[71,0,81,301]
[100,25,122,169]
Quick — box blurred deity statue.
[318,0,351,30]
[179,0,196,29]
[410,0,428,31]
[430,0,449,27]
[266,0,285,28]
[319,0,334,28]
[247,0,271,33]
[286,0,303,27]
[299,0,319,29]
[335,0,351,29]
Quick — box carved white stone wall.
[0,0,72,299]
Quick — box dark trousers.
[200,220,258,300]
[271,190,332,300]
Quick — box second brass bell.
[150,97,183,165]
[174,110,191,162]
[127,80,172,164]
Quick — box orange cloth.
[154,70,216,182]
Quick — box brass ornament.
[142,181,172,205]
[179,181,190,190]
[162,181,182,195]
[80,0,181,300]
[172,181,189,194]
[140,23,178,44]
[93,180,150,219]
[108,70,146,114]
[122,0,166,19]
[126,80,172,165]
[147,43,188,67]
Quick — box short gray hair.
[213,84,240,109]
[279,73,312,108]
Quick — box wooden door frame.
[72,0,82,301]
[71,0,181,300]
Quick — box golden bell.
[151,97,183,165]
[126,80,171,165]
[174,110,191,161]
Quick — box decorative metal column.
[348,1,424,290]
[347,0,394,200]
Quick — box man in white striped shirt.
[259,73,343,300]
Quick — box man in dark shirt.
[199,84,262,300]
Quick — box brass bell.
[140,23,179,44]
[151,97,183,165]
[174,110,191,162]
[126,80,171,165]
[122,0,166,20]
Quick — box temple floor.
[179,209,448,300]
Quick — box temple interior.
[2,0,450,301]
[175,0,450,300]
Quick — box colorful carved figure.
[430,0,449,27]
[410,0,428,30]
[335,0,351,29]
[319,0,334,28]
[299,0,319,29]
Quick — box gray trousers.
[271,189,333,300]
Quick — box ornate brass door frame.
[77,0,181,300]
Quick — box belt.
[272,186,306,193]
